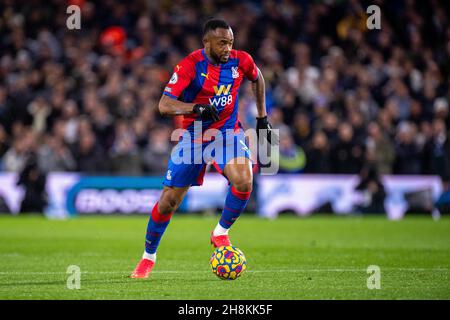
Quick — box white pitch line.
[0,268,448,275]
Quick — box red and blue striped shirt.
[163,49,258,134]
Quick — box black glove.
[193,104,220,122]
[256,116,277,145]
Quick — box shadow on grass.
[0,274,220,288]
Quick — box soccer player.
[131,18,273,278]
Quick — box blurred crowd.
[1,0,450,182]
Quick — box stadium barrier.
[0,173,442,220]
[257,174,442,220]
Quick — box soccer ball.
[210,245,246,280]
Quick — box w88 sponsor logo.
[209,94,233,107]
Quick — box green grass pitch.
[0,214,449,299]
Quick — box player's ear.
[202,35,209,48]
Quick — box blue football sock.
[219,186,251,229]
[145,202,173,254]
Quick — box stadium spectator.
[28,96,51,135]
[91,102,115,151]
[72,130,108,173]
[320,112,339,146]
[2,129,35,173]
[331,122,365,174]
[17,154,47,214]
[110,120,142,175]
[60,99,80,145]
[354,165,387,214]
[422,119,450,186]
[141,125,171,174]
[0,125,10,170]
[304,131,331,173]
[292,112,312,147]
[37,135,76,173]
[276,128,306,174]
[393,122,422,174]
[366,122,395,175]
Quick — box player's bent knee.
[159,197,179,213]
[229,172,253,193]
[232,180,253,193]
[227,170,253,191]
[158,192,182,214]
[158,186,189,214]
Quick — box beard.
[211,50,228,63]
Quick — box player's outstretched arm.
[252,68,277,144]
[251,68,267,119]
[158,94,196,116]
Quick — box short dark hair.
[203,18,230,37]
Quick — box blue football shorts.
[162,129,251,187]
